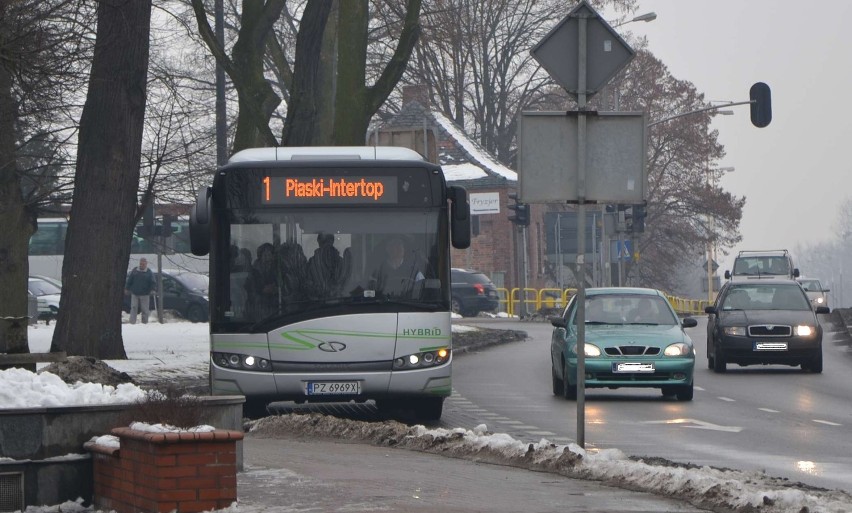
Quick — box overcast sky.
[613,0,852,272]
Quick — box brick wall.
[85,427,243,513]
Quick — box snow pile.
[127,421,216,433]
[0,367,146,409]
[249,413,852,513]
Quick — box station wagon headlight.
[794,325,815,337]
[570,343,601,357]
[394,348,451,370]
[723,326,746,337]
[664,343,691,357]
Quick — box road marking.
[528,430,557,436]
[718,396,735,402]
[813,419,841,426]
[642,418,742,433]
[495,419,525,425]
[759,408,780,413]
[694,385,706,391]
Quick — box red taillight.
[474,283,486,295]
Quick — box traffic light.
[507,193,530,226]
[632,204,646,233]
[623,205,634,232]
[137,203,155,237]
[749,82,771,128]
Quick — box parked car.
[450,268,499,317]
[549,287,698,401]
[705,279,828,373]
[123,270,209,322]
[28,277,61,321]
[796,278,829,309]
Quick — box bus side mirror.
[190,186,211,256]
[448,185,471,249]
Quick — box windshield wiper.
[629,322,659,325]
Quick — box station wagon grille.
[748,325,792,337]
[604,346,660,356]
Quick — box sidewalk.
[236,434,708,513]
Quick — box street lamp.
[613,12,658,27]
[706,166,735,302]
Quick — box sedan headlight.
[794,325,815,337]
[723,326,746,337]
[570,343,601,357]
[663,343,692,357]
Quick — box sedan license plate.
[753,342,788,351]
[306,381,361,396]
[613,362,655,373]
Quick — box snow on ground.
[8,320,852,512]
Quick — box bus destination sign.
[261,176,399,205]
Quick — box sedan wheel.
[451,297,463,316]
[675,383,694,401]
[186,304,207,323]
[803,351,823,373]
[551,364,563,396]
[562,362,577,400]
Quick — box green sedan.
[550,287,698,401]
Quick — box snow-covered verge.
[248,413,852,513]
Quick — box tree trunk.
[50,0,152,359]
[0,46,34,355]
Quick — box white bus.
[189,147,470,419]
[29,217,209,282]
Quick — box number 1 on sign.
[263,176,270,202]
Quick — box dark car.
[705,279,829,373]
[123,270,209,322]
[450,268,499,317]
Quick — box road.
[446,314,852,493]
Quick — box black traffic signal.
[507,193,530,226]
[632,204,646,233]
[749,82,771,128]
[137,202,155,237]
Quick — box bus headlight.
[213,352,272,372]
[393,348,451,370]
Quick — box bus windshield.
[219,208,447,327]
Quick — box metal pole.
[575,12,588,450]
[215,0,227,165]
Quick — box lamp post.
[706,166,735,302]
[612,12,657,28]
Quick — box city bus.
[29,216,209,282]
[189,146,470,420]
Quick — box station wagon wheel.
[562,361,577,400]
[803,351,823,373]
[713,344,727,373]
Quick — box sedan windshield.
[573,294,678,325]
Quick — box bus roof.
[228,146,425,163]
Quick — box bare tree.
[0,0,92,356]
[50,0,153,358]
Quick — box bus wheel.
[242,398,269,420]
[413,397,444,421]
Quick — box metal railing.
[495,287,709,318]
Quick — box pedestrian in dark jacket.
[125,257,155,324]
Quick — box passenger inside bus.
[369,236,425,298]
[247,243,278,318]
[306,233,350,300]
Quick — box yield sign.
[531,0,635,97]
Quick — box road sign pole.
[575,11,588,450]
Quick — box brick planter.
[84,427,244,513]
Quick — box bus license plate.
[613,362,655,373]
[306,381,361,396]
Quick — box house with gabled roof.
[371,86,549,308]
